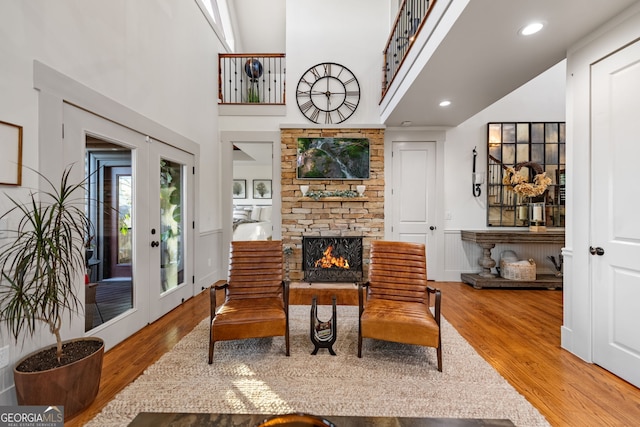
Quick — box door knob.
[429,226,436,231]
[589,246,605,256]
[151,241,159,247]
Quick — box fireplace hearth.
[302,236,363,283]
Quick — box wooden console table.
[460,229,564,289]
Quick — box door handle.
[429,226,436,231]
[589,246,605,256]
[151,241,160,247]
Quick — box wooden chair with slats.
[358,240,442,371]
[208,240,289,363]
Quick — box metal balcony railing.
[382,0,437,99]
[218,54,286,104]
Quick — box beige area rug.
[87,305,550,427]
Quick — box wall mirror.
[486,122,565,227]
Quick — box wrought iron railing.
[218,54,286,104]
[381,0,437,99]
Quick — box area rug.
[86,305,550,427]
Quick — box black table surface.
[128,412,516,427]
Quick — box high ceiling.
[229,0,639,128]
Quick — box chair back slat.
[368,240,427,303]
[227,240,284,300]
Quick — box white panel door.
[591,39,640,388]
[391,141,437,272]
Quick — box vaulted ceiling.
[229,0,638,127]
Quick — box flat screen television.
[296,137,370,179]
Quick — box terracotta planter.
[13,337,104,420]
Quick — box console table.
[460,229,564,289]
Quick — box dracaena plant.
[0,165,90,362]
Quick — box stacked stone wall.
[280,128,384,281]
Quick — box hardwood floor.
[66,282,640,426]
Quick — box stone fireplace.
[302,236,363,283]
[280,127,385,282]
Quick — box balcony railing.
[382,0,436,99]
[218,54,286,104]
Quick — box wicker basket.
[500,258,536,281]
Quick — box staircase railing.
[218,54,286,104]
[381,0,437,99]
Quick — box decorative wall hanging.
[232,179,246,199]
[296,62,360,124]
[486,122,565,227]
[253,179,272,199]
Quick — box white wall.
[233,164,273,207]
[0,1,225,403]
[444,60,567,231]
[219,0,391,132]
[563,3,640,361]
[433,60,566,280]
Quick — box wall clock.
[296,62,360,124]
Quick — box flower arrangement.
[502,161,552,198]
[306,189,359,201]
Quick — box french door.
[64,104,194,350]
[148,141,194,321]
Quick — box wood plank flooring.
[66,282,640,427]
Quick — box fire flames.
[314,245,350,269]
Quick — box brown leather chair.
[358,240,442,371]
[209,240,290,363]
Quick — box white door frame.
[220,131,281,271]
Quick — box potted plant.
[0,165,104,420]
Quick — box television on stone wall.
[296,137,370,179]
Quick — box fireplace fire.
[302,236,363,283]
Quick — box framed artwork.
[297,137,369,179]
[0,120,23,186]
[253,179,272,199]
[232,179,246,199]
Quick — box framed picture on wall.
[0,120,23,186]
[233,179,246,199]
[253,179,272,199]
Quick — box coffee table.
[128,412,516,426]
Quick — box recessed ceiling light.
[520,22,544,36]
[439,100,451,107]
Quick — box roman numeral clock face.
[296,62,360,124]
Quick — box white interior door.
[391,141,437,273]
[591,39,640,388]
[148,141,195,321]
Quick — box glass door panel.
[160,159,184,292]
[85,144,133,331]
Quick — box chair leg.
[436,346,442,372]
[285,329,290,356]
[358,334,363,358]
[208,336,214,364]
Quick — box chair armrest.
[214,282,229,291]
[210,283,228,320]
[427,286,441,326]
[282,280,290,313]
[357,282,370,316]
